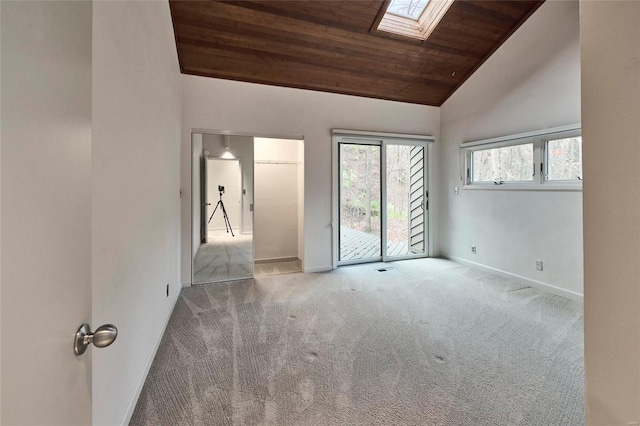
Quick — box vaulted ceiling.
[169,0,544,106]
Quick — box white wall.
[1,2,93,424]
[192,133,202,255]
[181,76,440,281]
[581,1,640,424]
[439,0,583,298]
[92,2,181,425]
[254,138,301,261]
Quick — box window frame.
[376,0,454,41]
[469,140,537,186]
[461,125,582,191]
[543,134,583,183]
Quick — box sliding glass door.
[339,142,382,263]
[337,136,429,265]
[385,143,427,259]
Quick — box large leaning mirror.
[191,133,254,284]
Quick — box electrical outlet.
[471,245,477,254]
[536,260,543,271]
[454,187,459,195]
[166,283,169,297]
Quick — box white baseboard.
[120,288,180,425]
[255,256,299,264]
[442,255,583,302]
[304,264,333,273]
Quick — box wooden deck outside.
[340,227,409,261]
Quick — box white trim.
[254,160,299,165]
[332,128,435,142]
[443,255,583,302]
[304,265,333,273]
[255,256,299,264]
[193,128,304,140]
[120,289,180,425]
[459,123,581,149]
[463,183,582,192]
[331,136,338,269]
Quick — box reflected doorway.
[192,133,254,284]
[191,132,305,284]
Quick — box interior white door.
[1,1,93,424]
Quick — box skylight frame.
[385,0,431,21]
[376,0,455,41]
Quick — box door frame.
[331,129,435,269]
[190,129,305,285]
[204,157,242,236]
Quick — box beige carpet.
[131,258,584,425]
[255,259,302,277]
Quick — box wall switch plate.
[471,245,477,254]
[536,260,543,271]
[454,187,459,195]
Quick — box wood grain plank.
[179,47,450,105]
[173,24,468,85]
[226,1,383,32]
[171,2,483,63]
[169,0,545,106]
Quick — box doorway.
[191,132,305,284]
[333,132,432,266]
[205,158,241,237]
[192,133,254,284]
[254,137,305,276]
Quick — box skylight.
[386,0,430,21]
[377,0,454,41]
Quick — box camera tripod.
[207,187,235,237]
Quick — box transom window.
[461,126,582,189]
[546,137,582,181]
[472,143,534,184]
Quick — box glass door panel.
[385,144,426,258]
[339,143,382,263]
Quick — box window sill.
[463,183,582,192]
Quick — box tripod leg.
[208,201,221,224]
[225,213,235,237]
[220,202,235,237]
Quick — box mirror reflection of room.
[191,133,304,284]
[192,134,254,284]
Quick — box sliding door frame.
[331,130,435,269]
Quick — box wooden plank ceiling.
[169,0,544,106]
